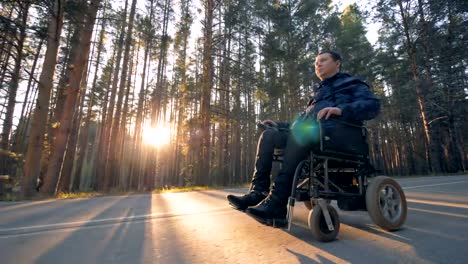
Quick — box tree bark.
[98,0,128,191]
[57,60,89,193]
[396,0,434,173]
[105,0,137,190]
[12,37,44,153]
[72,2,108,191]
[21,0,65,197]
[1,2,30,151]
[41,0,101,195]
[199,0,214,185]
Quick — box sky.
[333,0,380,45]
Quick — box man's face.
[314,53,341,80]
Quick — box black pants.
[250,127,314,204]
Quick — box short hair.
[318,50,342,62]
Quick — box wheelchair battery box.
[319,120,369,158]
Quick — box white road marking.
[402,181,468,190]
[407,199,468,209]
[408,207,468,219]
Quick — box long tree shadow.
[35,195,149,264]
[0,199,89,229]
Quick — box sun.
[142,123,171,148]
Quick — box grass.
[153,186,212,194]
[0,184,249,202]
[0,193,20,201]
[56,191,103,199]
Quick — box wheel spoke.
[388,204,397,218]
[382,203,390,218]
[387,187,394,200]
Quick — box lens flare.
[291,118,320,146]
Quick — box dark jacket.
[309,72,380,123]
[279,72,380,128]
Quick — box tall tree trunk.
[0,6,14,66]
[21,0,65,197]
[1,2,30,151]
[48,28,74,151]
[95,50,116,190]
[72,2,108,191]
[151,0,171,124]
[120,41,138,190]
[131,43,149,190]
[443,1,465,172]
[199,0,214,185]
[105,0,137,190]
[57,61,89,193]
[396,0,434,173]
[12,37,44,153]
[99,0,129,191]
[41,0,101,195]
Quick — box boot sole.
[228,202,247,212]
[246,211,287,228]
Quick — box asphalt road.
[0,175,467,264]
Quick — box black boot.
[227,191,267,211]
[246,195,287,227]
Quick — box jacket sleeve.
[336,83,380,121]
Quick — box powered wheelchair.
[269,118,407,242]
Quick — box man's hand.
[317,107,342,120]
[262,119,278,127]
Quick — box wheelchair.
[271,119,408,242]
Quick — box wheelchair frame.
[270,119,407,241]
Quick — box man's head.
[314,51,342,80]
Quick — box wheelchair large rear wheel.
[308,204,340,242]
[366,176,407,231]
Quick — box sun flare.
[142,124,171,147]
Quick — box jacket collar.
[320,72,350,86]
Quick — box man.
[227,51,380,225]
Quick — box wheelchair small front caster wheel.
[308,204,340,242]
[304,199,331,211]
[366,176,407,231]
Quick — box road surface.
[0,175,467,263]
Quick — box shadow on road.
[286,248,322,264]
[35,196,147,264]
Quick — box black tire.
[366,176,407,231]
[308,204,340,242]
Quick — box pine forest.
[0,0,466,198]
